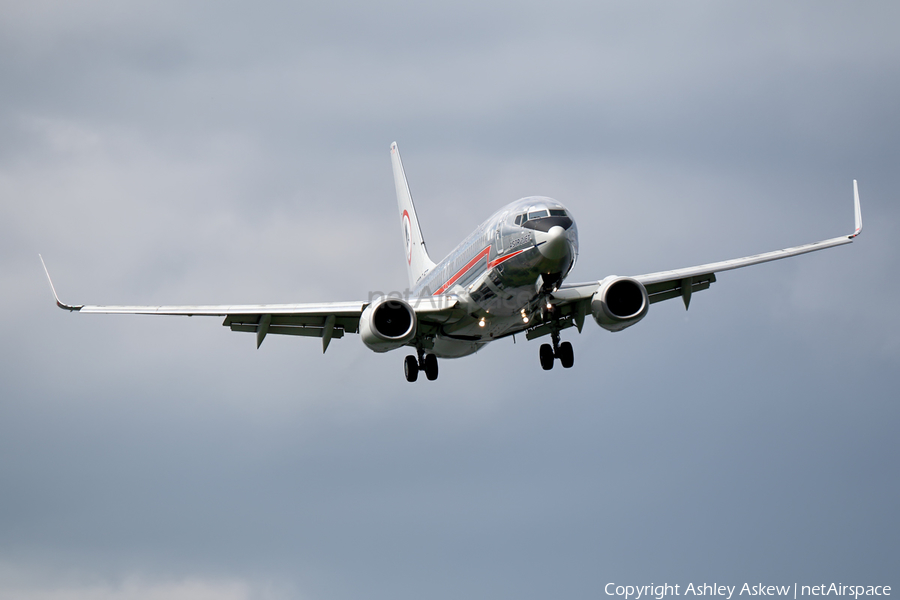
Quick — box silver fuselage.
[412,196,579,358]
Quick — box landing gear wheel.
[539,343,555,370]
[423,353,439,381]
[558,341,574,369]
[404,355,419,382]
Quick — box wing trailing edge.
[557,179,863,310]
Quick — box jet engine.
[359,296,417,352]
[591,276,649,332]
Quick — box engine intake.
[591,276,649,332]
[360,297,417,352]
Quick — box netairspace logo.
[604,584,892,600]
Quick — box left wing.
[40,256,463,352]
[40,255,364,352]
[553,179,862,312]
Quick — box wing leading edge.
[40,256,462,352]
[40,255,364,352]
[557,179,863,310]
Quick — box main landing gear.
[539,330,574,371]
[404,347,438,382]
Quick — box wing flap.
[74,301,366,317]
[554,180,861,311]
[223,312,360,333]
[40,252,468,352]
[229,323,347,340]
[634,235,852,287]
[645,273,716,306]
[39,255,366,352]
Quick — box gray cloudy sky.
[1,2,898,599]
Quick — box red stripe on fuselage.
[487,248,526,269]
[433,246,491,295]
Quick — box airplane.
[41,142,863,382]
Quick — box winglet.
[850,179,862,239]
[38,255,83,311]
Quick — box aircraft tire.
[558,341,574,369]
[424,353,439,380]
[539,343,554,370]
[404,355,419,382]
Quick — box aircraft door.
[495,212,507,254]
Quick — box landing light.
[478,319,486,328]
[522,316,529,323]
[546,302,553,310]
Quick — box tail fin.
[391,142,436,288]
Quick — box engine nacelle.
[359,296,417,352]
[591,276,649,332]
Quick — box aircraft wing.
[39,266,362,352]
[554,180,863,311]
[39,256,463,352]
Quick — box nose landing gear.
[404,346,439,382]
[539,330,574,370]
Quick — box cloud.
[0,568,274,600]
[1,2,899,599]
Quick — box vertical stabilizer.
[391,142,436,288]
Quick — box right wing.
[554,179,862,311]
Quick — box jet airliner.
[41,143,863,382]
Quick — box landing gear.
[404,355,419,382]
[404,347,439,382]
[538,330,575,370]
[423,353,439,381]
[558,341,574,369]
[539,344,555,370]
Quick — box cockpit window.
[518,207,573,232]
[516,208,569,228]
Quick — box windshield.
[515,207,573,232]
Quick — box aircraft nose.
[535,225,569,260]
